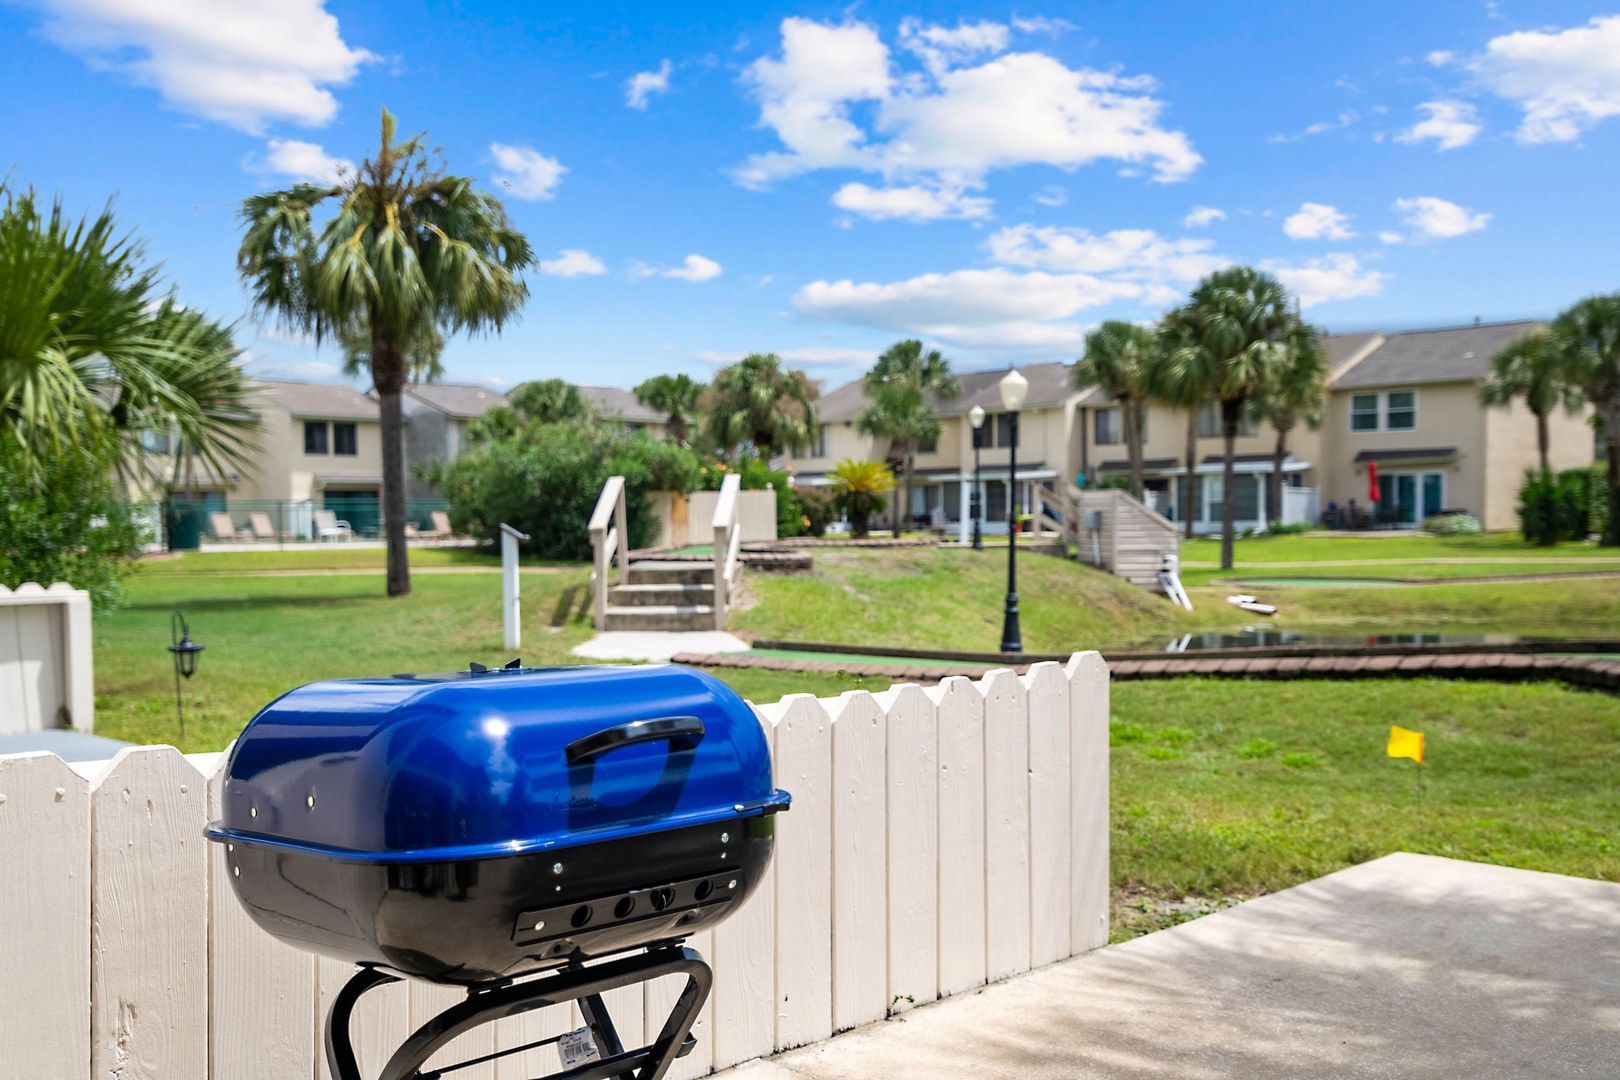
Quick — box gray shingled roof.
[581,385,664,424]
[816,361,1075,423]
[1332,321,1542,389]
[255,380,379,420]
[1324,331,1381,372]
[404,382,508,418]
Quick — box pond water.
[1140,629,1571,653]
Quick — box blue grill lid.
[207,664,787,864]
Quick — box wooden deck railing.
[589,475,629,629]
[711,473,742,631]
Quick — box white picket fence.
[0,654,1109,1080]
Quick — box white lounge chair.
[208,512,248,541]
[314,510,354,541]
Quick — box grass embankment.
[1107,678,1620,939]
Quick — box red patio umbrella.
[1367,459,1382,504]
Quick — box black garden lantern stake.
[168,610,204,740]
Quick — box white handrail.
[712,473,742,630]
[590,476,628,629]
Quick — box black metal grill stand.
[326,946,711,1080]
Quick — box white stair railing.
[711,472,742,631]
[589,475,628,630]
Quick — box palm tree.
[860,340,960,535]
[237,108,534,597]
[1251,317,1328,522]
[1074,321,1154,499]
[829,459,894,538]
[634,374,704,445]
[1481,327,1582,476]
[1552,294,1620,545]
[510,378,591,425]
[0,185,257,486]
[703,353,819,460]
[1140,324,1207,539]
[857,382,938,535]
[1163,267,1291,569]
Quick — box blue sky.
[4,1,1619,391]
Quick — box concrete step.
[609,582,715,606]
[602,604,717,632]
[627,561,715,586]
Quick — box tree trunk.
[1183,409,1197,539]
[1603,403,1620,547]
[905,444,917,537]
[372,334,411,598]
[1220,398,1242,570]
[1270,424,1290,528]
[1124,397,1144,500]
[1536,409,1550,476]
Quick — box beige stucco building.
[794,320,1597,535]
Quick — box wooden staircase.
[603,560,717,631]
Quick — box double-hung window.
[1350,394,1380,432]
[1385,391,1417,430]
[1350,391,1417,432]
[333,422,358,456]
[304,421,329,454]
[1094,408,1122,445]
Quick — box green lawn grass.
[1107,678,1620,939]
[1178,532,1615,565]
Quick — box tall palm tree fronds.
[1552,294,1620,545]
[1163,266,1292,568]
[1481,327,1583,476]
[1139,324,1206,538]
[635,373,704,446]
[237,109,535,596]
[703,353,819,460]
[1251,318,1329,522]
[860,340,960,535]
[1074,321,1154,499]
[0,185,257,487]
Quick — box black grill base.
[327,946,710,1080]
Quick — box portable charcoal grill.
[206,662,788,1080]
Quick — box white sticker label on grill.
[558,1027,601,1068]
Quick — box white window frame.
[1385,390,1418,432]
[1349,393,1381,433]
[1349,390,1420,433]
[1094,407,1122,446]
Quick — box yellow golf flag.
[1387,725,1424,764]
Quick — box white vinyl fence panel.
[0,654,1110,1080]
[0,582,94,734]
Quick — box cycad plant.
[829,459,894,538]
[237,109,534,596]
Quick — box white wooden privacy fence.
[0,654,1109,1080]
[0,582,94,735]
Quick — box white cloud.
[1394,196,1491,238]
[1396,100,1482,150]
[831,182,992,221]
[1034,186,1067,207]
[986,225,1229,289]
[637,255,723,283]
[489,143,566,200]
[1426,50,1456,67]
[249,138,352,185]
[1183,205,1225,227]
[898,18,1010,75]
[695,347,876,368]
[626,59,673,109]
[1270,110,1359,143]
[471,374,510,389]
[255,359,342,380]
[538,249,607,277]
[1469,16,1620,142]
[29,0,373,133]
[1378,231,1405,244]
[1262,254,1389,308]
[736,17,1200,192]
[1283,202,1355,240]
[1011,15,1075,37]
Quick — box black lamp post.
[998,369,1029,654]
[168,610,204,740]
[969,405,985,551]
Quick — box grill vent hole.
[694,881,713,901]
[570,904,593,928]
[614,897,635,920]
[650,887,675,912]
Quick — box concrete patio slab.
[721,853,1619,1079]
[570,630,752,663]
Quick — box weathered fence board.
[981,669,1032,982]
[0,752,90,1080]
[829,691,887,1031]
[91,747,209,1080]
[1025,662,1073,967]
[883,684,938,1013]
[932,678,986,997]
[1,654,1111,1080]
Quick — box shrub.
[0,444,145,609]
[1422,513,1482,536]
[1517,468,1590,545]
[1265,520,1315,535]
[791,485,835,538]
[829,459,893,538]
[439,423,701,559]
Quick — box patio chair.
[248,511,283,541]
[314,510,354,541]
[426,510,457,539]
[208,512,247,541]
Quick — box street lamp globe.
[998,368,1029,412]
[969,404,985,430]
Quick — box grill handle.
[565,716,706,765]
